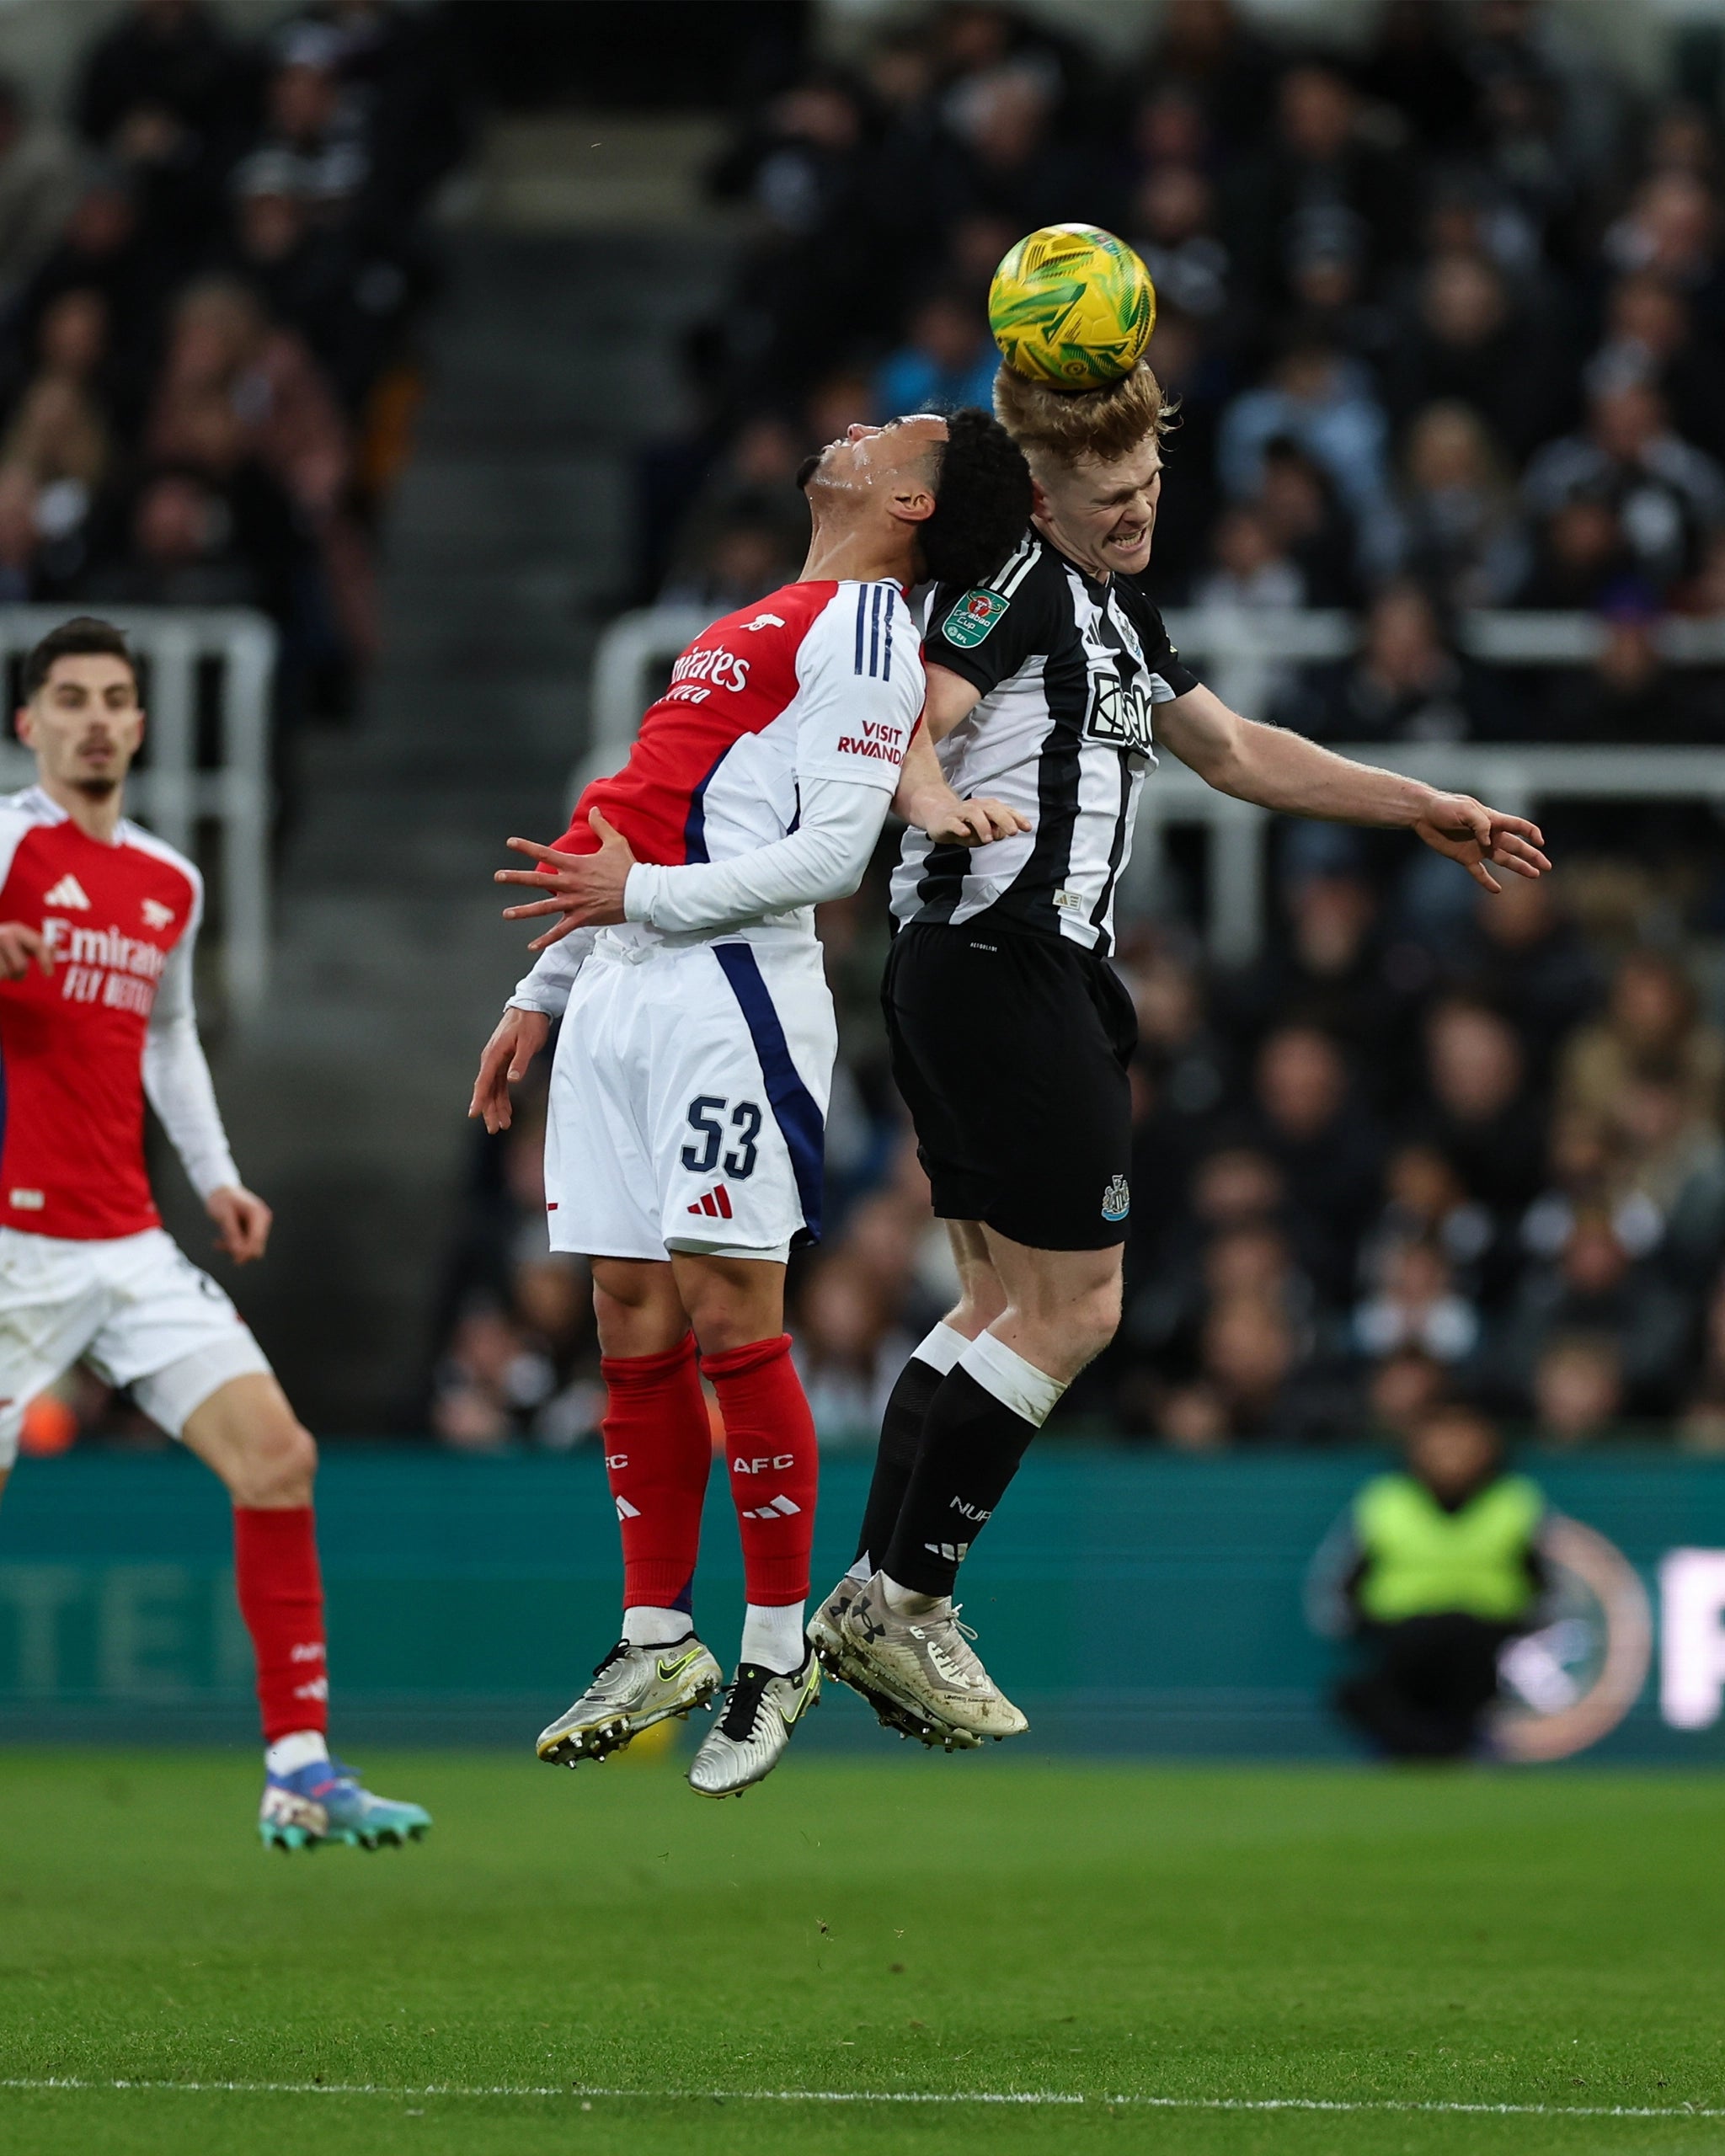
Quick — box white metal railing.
[0,606,275,1017]
[586,605,1725,964]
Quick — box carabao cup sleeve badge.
[942,588,1010,648]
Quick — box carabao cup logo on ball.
[988,222,1157,390]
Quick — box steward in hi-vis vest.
[1307,1403,1549,1760]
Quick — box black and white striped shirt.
[890,533,1200,956]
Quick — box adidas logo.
[43,873,90,910]
[141,898,174,930]
[615,1495,641,1520]
[687,1183,733,1220]
[742,1494,802,1522]
[923,1540,970,1564]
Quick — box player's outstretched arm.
[1156,682,1551,894]
[468,1006,550,1134]
[893,723,1028,846]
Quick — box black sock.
[852,1352,947,1571]
[879,1367,1038,1598]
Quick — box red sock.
[601,1333,712,1610]
[233,1506,328,1744]
[703,1333,818,1605]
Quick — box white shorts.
[0,1225,272,1468]
[544,935,836,1263]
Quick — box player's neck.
[38,772,123,844]
[799,521,911,588]
[1032,513,1111,584]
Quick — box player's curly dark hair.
[920,407,1034,588]
[23,616,138,699]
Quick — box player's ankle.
[880,1572,945,1618]
[740,1600,806,1673]
[264,1729,329,1775]
[622,1606,695,1649]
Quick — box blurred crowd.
[422,0,1725,1458]
[642,0,1725,745]
[0,0,465,728]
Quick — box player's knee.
[232,1415,318,1507]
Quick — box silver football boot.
[686,1649,821,1798]
[839,1573,1028,1743]
[809,1572,981,1750]
[536,1636,722,1766]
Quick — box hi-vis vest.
[1354,1473,1544,1625]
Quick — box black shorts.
[883,921,1138,1251]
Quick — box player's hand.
[0,921,52,979]
[206,1184,271,1265]
[468,1006,550,1134]
[905,787,1031,847]
[494,810,637,944]
[1412,792,1551,894]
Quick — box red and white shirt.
[510,579,923,1011]
[0,787,238,1241]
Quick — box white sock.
[845,1556,873,1586]
[622,1605,693,1648]
[264,1729,329,1776]
[962,1330,1066,1428]
[915,1321,969,1376]
[740,1602,805,1673]
[880,1572,943,1618]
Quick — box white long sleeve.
[142,900,240,1201]
[506,926,598,1018]
[622,776,891,937]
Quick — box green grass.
[1,1748,1723,2155]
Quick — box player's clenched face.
[1030,437,1162,581]
[17,654,144,798]
[798,414,948,521]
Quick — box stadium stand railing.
[0,606,275,1018]
[587,606,1725,962]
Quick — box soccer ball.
[988,223,1157,390]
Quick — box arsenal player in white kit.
[0,617,428,1852]
[470,409,1034,1796]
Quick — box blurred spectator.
[1448,874,1600,1081]
[1361,1144,1494,1296]
[1127,163,1231,327]
[1311,1403,1547,1759]
[1540,596,1712,745]
[1521,382,1725,598]
[793,1251,912,1448]
[1498,1207,1690,1413]
[1354,1236,1481,1366]
[1156,1287,1348,1448]
[1193,504,1303,613]
[1386,249,1572,466]
[1680,1271,1725,1451]
[0,75,77,311]
[1558,948,1725,1134]
[1414,997,1546,1223]
[1247,1024,1382,1298]
[1394,401,1530,610]
[1363,1344,1450,1444]
[1255,436,1361,606]
[1282,583,1476,744]
[1532,1332,1624,1444]
[1512,495,1632,611]
[1218,340,1394,573]
[1585,271,1725,467]
[658,412,808,606]
[874,287,997,415]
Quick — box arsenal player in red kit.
[0,617,427,1851]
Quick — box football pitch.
[2,1749,1722,2155]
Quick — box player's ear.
[13,704,32,749]
[889,480,937,527]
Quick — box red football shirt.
[0,787,202,1239]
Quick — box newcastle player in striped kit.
[814,360,1552,1748]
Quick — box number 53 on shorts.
[681,1096,762,1180]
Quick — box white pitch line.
[0,2078,1720,2121]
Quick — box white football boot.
[536,1636,722,1766]
[686,1648,821,1798]
[839,1573,1028,1743]
[809,1572,981,1749]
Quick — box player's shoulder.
[785,577,919,684]
[0,783,65,834]
[114,818,203,901]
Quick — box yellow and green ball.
[988,222,1157,390]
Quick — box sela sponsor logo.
[835,718,907,762]
[733,1454,796,1474]
[1101,1173,1130,1223]
[43,917,168,1017]
[740,612,786,632]
[42,873,90,910]
[141,897,175,930]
